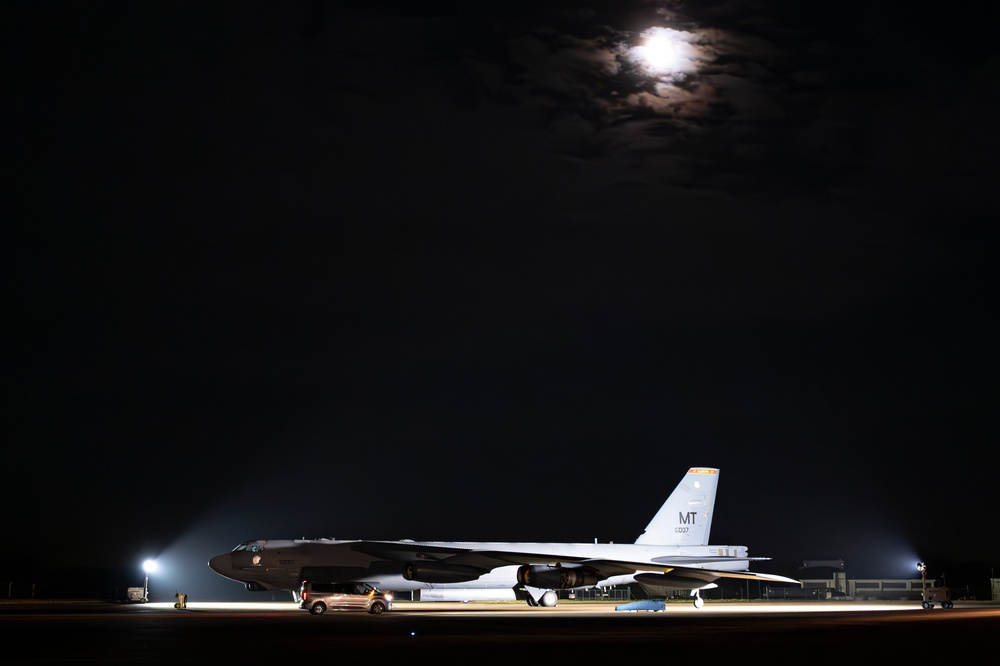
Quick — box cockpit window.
[233,542,265,553]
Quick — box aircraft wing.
[349,541,799,585]
[580,559,801,584]
[536,557,801,585]
[349,541,520,572]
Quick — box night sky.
[4,1,998,600]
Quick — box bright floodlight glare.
[143,559,158,574]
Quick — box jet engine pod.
[402,561,482,583]
[517,564,598,589]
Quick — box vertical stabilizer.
[634,467,719,546]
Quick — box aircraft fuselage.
[208,538,753,593]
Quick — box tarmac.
[1,599,997,664]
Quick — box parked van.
[298,581,393,615]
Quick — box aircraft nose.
[208,553,230,575]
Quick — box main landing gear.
[527,590,558,607]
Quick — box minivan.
[298,581,393,615]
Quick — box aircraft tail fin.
[633,467,719,546]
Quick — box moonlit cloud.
[628,26,701,79]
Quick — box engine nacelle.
[402,562,482,584]
[517,565,599,590]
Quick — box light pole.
[917,561,928,608]
[142,559,158,603]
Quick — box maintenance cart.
[916,561,953,609]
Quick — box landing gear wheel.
[540,591,558,607]
[526,596,538,607]
[693,596,705,609]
